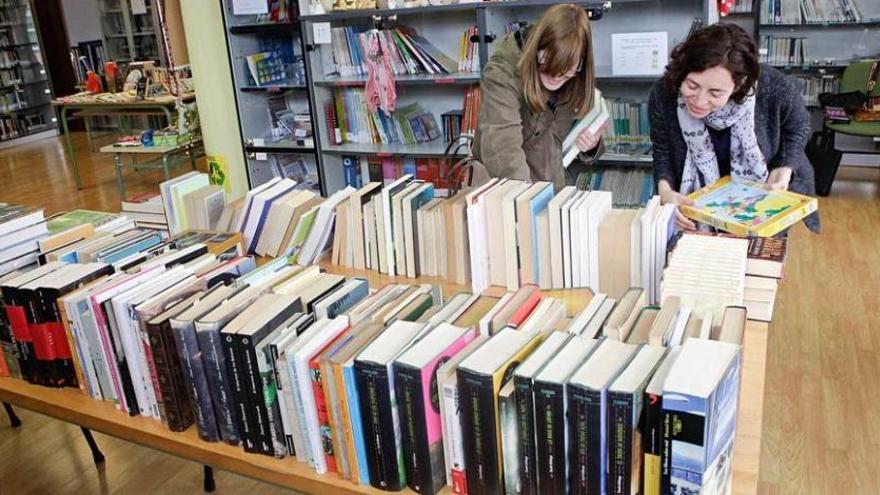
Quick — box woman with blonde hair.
[471,3,605,187]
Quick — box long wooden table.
[0,263,767,494]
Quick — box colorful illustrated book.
[681,176,818,237]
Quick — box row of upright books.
[793,74,839,106]
[321,26,457,79]
[604,99,652,159]
[343,155,453,194]
[0,219,751,495]
[759,0,863,24]
[325,88,442,146]
[758,35,809,66]
[576,168,655,209]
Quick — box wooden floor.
[2,133,880,494]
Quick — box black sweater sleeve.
[649,83,678,190]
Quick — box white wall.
[61,0,102,45]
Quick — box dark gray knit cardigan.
[649,64,820,232]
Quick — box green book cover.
[46,210,118,234]
[287,207,318,262]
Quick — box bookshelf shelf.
[314,73,481,87]
[245,141,316,153]
[229,22,300,35]
[759,20,880,28]
[0,261,770,495]
[597,152,654,165]
[323,140,461,157]
[239,83,308,92]
[300,0,611,22]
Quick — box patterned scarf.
[677,93,767,194]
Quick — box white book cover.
[501,181,530,291]
[561,191,583,289]
[380,175,414,276]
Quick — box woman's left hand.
[575,123,606,152]
[766,167,793,191]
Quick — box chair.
[809,60,880,196]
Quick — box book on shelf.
[326,87,442,147]
[758,35,808,66]
[458,26,480,74]
[760,0,862,24]
[681,175,819,237]
[245,52,290,87]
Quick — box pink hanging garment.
[365,29,397,115]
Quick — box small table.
[100,139,203,200]
[52,93,196,189]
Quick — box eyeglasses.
[537,54,583,79]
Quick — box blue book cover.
[402,158,417,179]
[249,182,298,254]
[343,156,361,188]
[98,234,163,264]
[326,279,369,319]
[528,184,554,283]
[663,341,741,495]
[344,362,371,485]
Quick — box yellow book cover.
[487,332,544,484]
[319,355,349,480]
[644,454,661,495]
[56,296,86,393]
[681,176,818,237]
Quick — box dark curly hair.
[662,23,759,104]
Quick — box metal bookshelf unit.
[0,0,56,148]
[220,1,322,193]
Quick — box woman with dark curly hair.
[650,23,819,232]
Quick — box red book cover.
[0,347,8,377]
[309,356,337,474]
[509,291,543,328]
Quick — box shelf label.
[376,152,392,157]
[256,152,268,161]
[313,22,332,45]
[252,138,265,147]
[131,0,148,15]
[232,0,269,15]
[435,77,455,84]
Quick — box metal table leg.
[80,427,105,465]
[115,153,126,200]
[60,106,82,190]
[203,465,215,492]
[3,402,21,428]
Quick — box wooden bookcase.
[0,262,767,495]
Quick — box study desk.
[51,93,196,189]
[0,263,768,494]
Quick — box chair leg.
[80,427,105,465]
[3,402,21,428]
[203,465,216,492]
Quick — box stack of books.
[0,204,47,277]
[744,237,787,322]
[121,193,169,234]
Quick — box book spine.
[223,332,256,451]
[458,368,500,495]
[147,321,192,432]
[259,345,287,458]
[609,391,635,495]
[643,392,663,495]
[274,351,297,457]
[55,300,85,391]
[159,319,195,432]
[333,362,358,482]
[567,386,602,495]
[196,327,240,445]
[173,322,220,442]
[235,333,275,456]
[534,380,567,495]
[138,320,166,422]
[355,360,404,491]
[310,357,338,472]
[394,363,437,495]
[754,197,818,237]
[321,358,349,479]
[514,376,538,495]
[344,363,371,485]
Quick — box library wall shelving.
[97,0,167,65]
[0,0,56,149]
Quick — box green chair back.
[839,60,880,96]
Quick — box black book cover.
[394,362,444,495]
[197,319,242,446]
[146,318,195,432]
[355,360,404,491]
[235,299,301,457]
[0,293,22,378]
[608,391,635,495]
[567,385,602,495]
[173,318,221,442]
[22,286,58,387]
[644,390,663,493]
[223,330,256,452]
[101,299,140,416]
[3,287,37,383]
[534,381,567,495]
[661,408,705,495]
[304,277,345,315]
[457,368,501,495]
[514,375,538,495]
